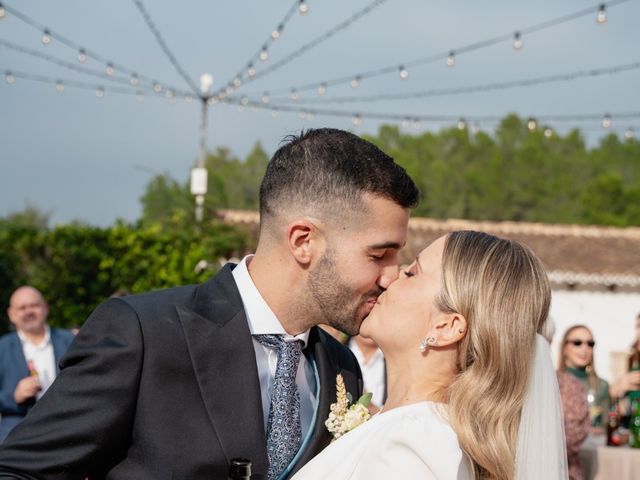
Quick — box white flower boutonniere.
[325,373,372,440]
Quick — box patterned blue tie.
[255,334,303,480]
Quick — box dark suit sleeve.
[0,346,30,418]
[0,298,144,479]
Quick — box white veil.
[515,333,569,479]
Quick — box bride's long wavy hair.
[438,231,550,479]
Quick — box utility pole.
[190,73,214,225]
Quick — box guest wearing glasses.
[558,325,611,432]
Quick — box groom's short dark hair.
[259,128,419,227]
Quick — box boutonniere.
[325,374,372,440]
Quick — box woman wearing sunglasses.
[558,325,610,431]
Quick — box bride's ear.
[428,313,468,347]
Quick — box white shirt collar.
[17,324,51,349]
[232,255,309,348]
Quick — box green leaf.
[356,392,373,407]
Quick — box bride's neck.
[382,355,455,412]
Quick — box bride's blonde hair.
[438,231,550,479]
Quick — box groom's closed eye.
[403,271,415,278]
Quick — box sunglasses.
[566,339,595,348]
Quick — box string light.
[298,1,309,15]
[55,80,64,92]
[207,96,219,105]
[261,92,270,103]
[398,66,408,80]
[271,24,283,40]
[596,4,607,24]
[153,82,162,93]
[601,113,611,128]
[259,46,269,61]
[247,64,257,78]
[240,96,249,106]
[513,31,523,50]
[352,114,362,126]
[41,29,52,46]
[544,128,553,138]
[165,89,175,99]
[625,128,634,139]
[105,62,114,76]
[95,86,105,98]
[0,4,6,19]
[5,71,16,84]
[136,91,144,102]
[350,76,361,88]
[233,76,242,87]
[527,118,537,131]
[457,118,466,130]
[446,51,455,68]
[225,85,234,96]
[77,48,87,64]
[130,73,139,86]
[317,83,327,95]
[290,89,299,101]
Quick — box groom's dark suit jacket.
[0,264,363,479]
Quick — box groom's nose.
[377,263,400,290]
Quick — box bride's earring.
[419,336,437,353]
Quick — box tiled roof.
[218,210,640,290]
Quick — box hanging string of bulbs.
[237,0,629,98]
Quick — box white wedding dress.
[292,401,474,480]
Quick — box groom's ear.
[429,313,468,347]
[287,218,325,266]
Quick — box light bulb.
[136,91,144,102]
[259,47,268,61]
[271,25,283,40]
[596,4,607,24]
[218,91,227,100]
[350,76,361,88]
[318,83,326,95]
[96,87,105,98]
[457,118,466,130]
[225,85,234,96]
[290,89,299,101]
[513,32,523,50]
[105,62,114,76]
[0,6,6,19]
[602,114,611,129]
[166,89,175,99]
[399,66,408,80]
[401,118,410,129]
[261,92,270,103]
[625,128,634,140]
[544,128,553,138]
[352,114,362,126]
[233,76,242,87]
[446,52,455,68]
[208,96,219,105]
[41,29,52,46]
[55,80,64,93]
[527,118,537,131]
[240,96,249,106]
[153,82,162,93]
[78,48,87,63]
[299,1,309,15]
[247,64,256,77]
[5,72,15,84]
[130,73,139,86]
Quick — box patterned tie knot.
[254,334,304,480]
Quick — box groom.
[0,128,418,479]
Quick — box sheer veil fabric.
[515,333,569,480]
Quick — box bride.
[293,231,567,479]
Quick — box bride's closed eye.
[403,270,415,278]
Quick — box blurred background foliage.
[1,115,638,332]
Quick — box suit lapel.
[177,265,269,476]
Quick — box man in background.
[0,286,74,442]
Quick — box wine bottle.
[228,458,251,480]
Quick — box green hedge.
[0,221,253,333]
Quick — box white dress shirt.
[232,255,318,439]
[17,325,56,400]
[349,339,386,407]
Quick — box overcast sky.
[1,0,638,226]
